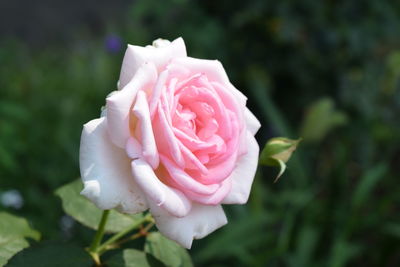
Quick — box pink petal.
[149,69,169,117]
[154,104,184,167]
[80,117,148,213]
[149,202,227,249]
[106,63,157,148]
[160,155,218,195]
[173,128,215,151]
[171,57,247,106]
[131,158,191,218]
[119,38,187,89]
[189,150,238,185]
[179,142,209,175]
[132,90,159,168]
[210,81,245,131]
[183,178,232,205]
[222,131,259,204]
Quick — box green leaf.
[195,215,271,265]
[383,223,400,239]
[289,226,319,267]
[107,249,151,267]
[300,97,347,143]
[55,179,143,233]
[328,237,362,267]
[7,241,92,267]
[145,232,193,267]
[0,212,40,266]
[352,163,387,208]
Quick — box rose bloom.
[80,38,261,248]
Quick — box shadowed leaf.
[0,212,40,266]
[55,179,143,233]
[145,232,193,267]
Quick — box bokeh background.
[1,0,400,266]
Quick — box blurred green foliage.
[1,0,400,266]
[0,212,40,265]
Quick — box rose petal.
[210,81,245,132]
[172,57,247,106]
[183,178,232,205]
[132,90,159,168]
[131,158,191,218]
[222,131,259,204]
[106,63,158,148]
[79,117,148,213]
[192,150,238,185]
[173,128,215,151]
[237,125,249,156]
[154,104,185,167]
[179,142,209,175]
[149,69,169,117]
[125,137,142,159]
[149,202,227,249]
[119,38,187,89]
[160,155,218,195]
[245,108,261,135]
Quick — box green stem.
[89,210,110,252]
[97,213,153,254]
[88,210,110,266]
[113,221,155,247]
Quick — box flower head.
[80,38,261,248]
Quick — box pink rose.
[80,38,261,248]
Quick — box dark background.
[1,0,400,266]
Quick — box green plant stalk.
[113,221,155,248]
[88,209,110,265]
[89,210,110,252]
[97,213,153,254]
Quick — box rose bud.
[259,137,301,182]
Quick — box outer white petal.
[131,158,192,218]
[79,117,148,213]
[171,57,247,106]
[149,201,227,249]
[119,37,187,89]
[106,63,157,148]
[245,107,261,135]
[222,131,259,204]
